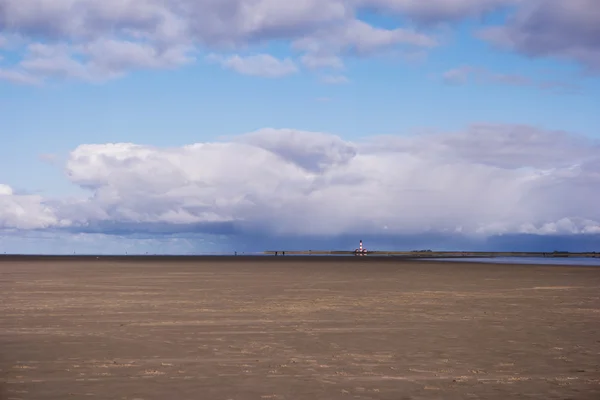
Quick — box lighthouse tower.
[354,240,367,256]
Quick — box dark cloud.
[480,0,600,73]
[237,128,358,172]
[4,229,599,254]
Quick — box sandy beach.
[1,257,599,399]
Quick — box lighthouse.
[354,240,367,256]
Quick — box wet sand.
[1,257,599,399]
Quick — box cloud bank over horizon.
[2,124,599,252]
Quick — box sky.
[1,0,600,254]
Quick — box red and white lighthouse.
[354,240,367,255]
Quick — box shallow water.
[429,257,600,266]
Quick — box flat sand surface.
[1,257,600,399]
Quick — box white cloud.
[442,66,475,85]
[517,218,600,236]
[319,74,349,84]
[0,0,442,83]
[300,53,344,70]
[7,40,195,83]
[82,39,195,75]
[0,67,39,84]
[207,53,298,78]
[0,184,13,195]
[3,125,599,238]
[0,184,62,230]
[293,19,436,70]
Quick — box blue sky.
[1,0,600,254]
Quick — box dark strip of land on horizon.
[264,250,600,258]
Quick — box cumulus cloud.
[2,0,596,81]
[0,183,12,195]
[0,67,39,84]
[0,0,444,83]
[207,53,298,78]
[0,184,61,230]
[293,19,436,69]
[480,0,600,73]
[3,40,195,83]
[236,128,358,172]
[3,125,599,239]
